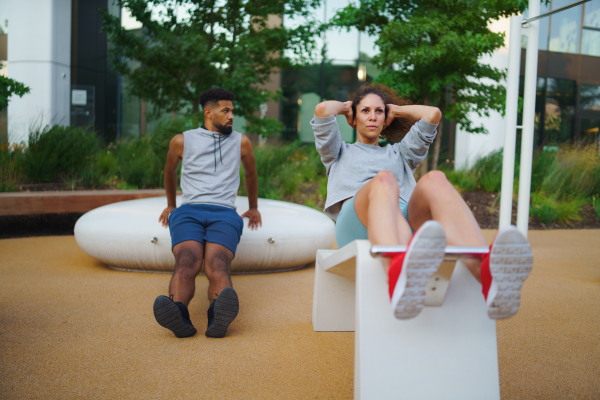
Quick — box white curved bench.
[75,196,335,274]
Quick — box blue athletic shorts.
[335,196,409,249]
[168,203,244,256]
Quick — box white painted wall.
[455,18,512,169]
[7,0,71,144]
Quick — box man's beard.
[214,120,233,135]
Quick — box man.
[154,88,261,338]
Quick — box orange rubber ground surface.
[1,230,599,399]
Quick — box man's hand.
[240,208,262,230]
[159,206,176,228]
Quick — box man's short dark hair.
[200,88,235,110]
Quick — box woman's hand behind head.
[341,101,354,127]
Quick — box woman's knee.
[370,171,399,194]
[417,170,453,194]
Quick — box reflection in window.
[542,78,576,146]
[582,29,600,56]
[580,85,600,111]
[579,119,600,147]
[548,3,582,53]
[584,0,600,28]
[521,3,550,50]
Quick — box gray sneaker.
[153,295,197,338]
[205,287,239,338]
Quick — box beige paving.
[0,230,599,399]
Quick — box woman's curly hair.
[351,83,414,142]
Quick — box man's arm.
[158,134,183,228]
[240,135,261,230]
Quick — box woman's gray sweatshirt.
[311,115,438,220]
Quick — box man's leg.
[170,240,205,305]
[204,242,239,338]
[407,171,487,281]
[153,240,204,338]
[204,242,234,301]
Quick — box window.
[548,1,582,54]
[580,84,600,111]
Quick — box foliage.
[238,141,327,208]
[113,136,163,188]
[471,149,503,192]
[444,169,478,192]
[22,125,99,183]
[100,0,321,135]
[332,0,527,169]
[530,192,585,225]
[0,142,25,192]
[537,145,600,200]
[0,75,30,112]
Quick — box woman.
[311,83,532,320]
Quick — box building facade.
[5,0,600,167]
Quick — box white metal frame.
[499,0,591,235]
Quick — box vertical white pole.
[516,0,540,236]
[499,15,523,229]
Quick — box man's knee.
[173,244,203,275]
[205,250,232,277]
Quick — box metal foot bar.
[370,245,489,261]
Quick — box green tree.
[0,75,30,112]
[101,0,321,136]
[332,0,527,170]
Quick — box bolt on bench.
[312,240,500,400]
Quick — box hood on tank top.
[198,125,232,172]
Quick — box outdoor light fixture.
[357,64,367,82]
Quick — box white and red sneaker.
[388,220,446,319]
[481,225,533,319]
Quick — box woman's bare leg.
[353,171,413,272]
[407,171,487,281]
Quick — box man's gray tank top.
[180,127,242,209]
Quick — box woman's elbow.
[426,107,442,124]
[315,102,329,118]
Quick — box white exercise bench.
[312,240,500,400]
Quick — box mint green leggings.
[335,196,410,249]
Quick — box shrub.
[530,148,556,193]
[241,142,326,201]
[444,169,478,192]
[530,192,585,225]
[115,136,163,188]
[538,144,600,200]
[471,149,503,192]
[0,142,25,192]
[22,124,98,183]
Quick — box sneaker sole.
[205,287,239,338]
[487,227,533,319]
[392,221,446,319]
[153,296,197,338]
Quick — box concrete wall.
[7,0,71,144]
[454,18,511,169]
